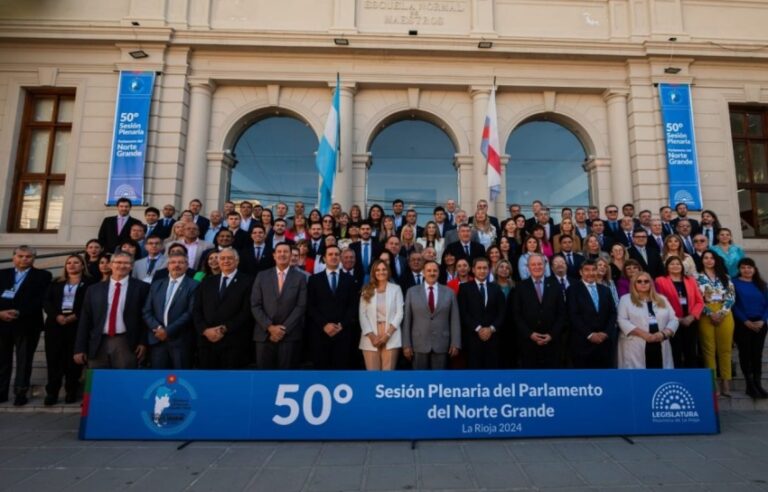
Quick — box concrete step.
[716,393,768,411]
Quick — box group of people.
[1,196,766,407]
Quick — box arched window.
[230,116,318,206]
[505,120,589,209]
[368,119,457,223]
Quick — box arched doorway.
[230,115,318,207]
[505,119,589,212]
[368,119,458,223]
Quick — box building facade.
[0,0,767,258]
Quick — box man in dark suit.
[567,259,617,368]
[671,202,700,235]
[349,222,383,281]
[514,253,566,368]
[189,198,210,239]
[307,222,326,259]
[307,246,357,369]
[403,260,461,369]
[444,224,486,264]
[397,209,424,238]
[627,229,663,278]
[659,206,675,236]
[193,247,254,369]
[239,225,275,276]
[267,219,295,249]
[384,236,407,284]
[0,246,52,405]
[142,252,198,369]
[648,219,666,252]
[144,207,169,240]
[457,257,505,369]
[603,204,621,239]
[97,197,142,254]
[555,236,584,279]
[691,233,709,271]
[160,204,177,230]
[340,248,364,290]
[589,219,613,253]
[615,216,636,249]
[531,208,559,240]
[223,212,250,251]
[433,206,454,239]
[251,242,308,369]
[399,250,425,296]
[74,251,150,370]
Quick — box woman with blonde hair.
[552,217,582,254]
[662,234,697,276]
[609,243,628,282]
[416,221,445,263]
[399,224,418,258]
[359,259,403,370]
[595,257,619,307]
[617,271,679,369]
[471,209,496,250]
[582,233,610,262]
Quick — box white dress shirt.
[103,277,128,335]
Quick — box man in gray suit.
[251,242,307,369]
[402,260,461,369]
[443,209,479,246]
[142,252,198,369]
[132,234,167,284]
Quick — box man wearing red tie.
[74,252,150,369]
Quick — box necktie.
[255,246,262,262]
[479,282,486,306]
[684,236,693,254]
[464,244,470,256]
[147,257,157,275]
[706,228,712,244]
[535,280,543,302]
[278,270,285,294]
[147,224,154,236]
[588,284,599,311]
[559,278,567,300]
[448,213,453,224]
[416,273,422,285]
[428,286,435,313]
[163,218,169,227]
[108,281,121,337]
[117,216,126,235]
[362,243,369,269]
[330,271,337,293]
[219,276,229,298]
[165,279,178,306]
[656,236,663,250]
[626,232,632,243]
[566,253,573,266]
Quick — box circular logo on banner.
[673,190,695,207]
[141,374,198,436]
[668,90,682,104]
[113,185,138,201]
[129,78,144,93]
[650,382,700,423]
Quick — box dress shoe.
[13,394,28,406]
[44,395,58,406]
[64,394,77,404]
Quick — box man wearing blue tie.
[142,252,198,369]
[566,259,617,368]
[350,222,383,282]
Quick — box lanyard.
[13,269,29,291]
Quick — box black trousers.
[734,320,767,378]
[671,321,700,368]
[255,340,299,369]
[44,325,82,397]
[571,343,614,369]
[197,341,245,369]
[520,340,561,369]
[466,336,500,369]
[311,331,352,370]
[0,329,40,397]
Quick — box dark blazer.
[238,242,276,276]
[193,271,254,348]
[349,240,384,275]
[445,240,486,265]
[142,275,198,345]
[671,216,700,236]
[306,270,357,343]
[615,230,635,249]
[43,278,94,331]
[306,237,327,259]
[194,215,210,239]
[554,251,585,279]
[566,281,617,358]
[251,267,307,343]
[514,277,567,339]
[98,215,142,254]
[457,281,505,335]
[75,277,150,358]
[399,270,425,297]
[627,246,663,278]
[389,254,408,285]
[340,268,364,293]
[265,231,296,250]
[525,216,553,234]
[144,222,169,240]
[0,267,53,336]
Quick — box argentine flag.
[316,75,340,214]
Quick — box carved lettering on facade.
[362,0,466,26]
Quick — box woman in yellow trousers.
[697,251,736,397]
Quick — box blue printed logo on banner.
[81,369,718,441]
[106,71,155,205]
[659,83,703,210]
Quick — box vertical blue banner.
[659,83,703,211]
[106,71,156,205]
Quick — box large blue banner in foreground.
[659,83,703,211]
[106,71,155,205]
[80,369,718,441]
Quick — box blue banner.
[106,71,155,205]
[659,83,703,211]
[80,369,718,441]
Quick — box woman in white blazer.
[617,271,679,369]
[359,259,404,370]
[416,221,446,264]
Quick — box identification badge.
[648,315,658,325]
[679,297,687,306]
[1,289,15,299]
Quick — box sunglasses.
[635,279,651,284]
[694,239,707,243]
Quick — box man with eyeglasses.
[603,204,621,237]
[627,229,663,278]
[691,233,709,271]
[675,219,696,255]
[133,234,167,284]
[671,202,700,235]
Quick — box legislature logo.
[650,382,700,423]
[141,374,198,435]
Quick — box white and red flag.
[481,87,502,201]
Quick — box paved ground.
[1,410,767,491]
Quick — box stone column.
[497,155,510,218]
[352,153,371,208]
[205,151,235,212]
[470,86,492,210]
[453,154,474,211]
[584,157,613,211]
[182,79,215,208]
[604,89,633,205]
[335,83,356,209]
